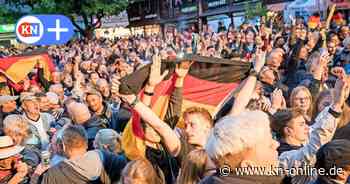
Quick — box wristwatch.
[144,91,154,96]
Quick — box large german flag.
[0,51,55,83]
[120,55,251,160]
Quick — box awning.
[285,0,330,15]
[329,0,350,9]
[287,0,319,11]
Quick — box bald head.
[96,79,108,87]
[68,102,91,124]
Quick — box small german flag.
[332,12,345,26]
[308,15,320,30]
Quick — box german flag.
[120,54,251,160]
[332,12,345,26]
[0,51,55,83]
[308,15,320,30]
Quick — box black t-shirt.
[145,144,179,184]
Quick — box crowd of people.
[0,13,350,184]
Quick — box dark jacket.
[284,39,305,89]
[35,150,127,184]
[333,49,350,67]
[95,102,131,133]
[83,116,108,150]
[312,177,341,184]
[277,140,303,156]
[21,146,41,177]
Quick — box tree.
[0,0,128,38]
[244,2,268,20]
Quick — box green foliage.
[244,2,268,20]
[0,0,128,37]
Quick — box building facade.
[127,0,350,35]
[127,0,262,35]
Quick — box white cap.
[46,92,59,105]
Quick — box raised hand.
[148,54,169,87]
[254,50,266,73]
[175,61,193,78]
[312,52,329,80]
[260,96,271,112]
[333,76,350,112]
[271,89,285,110]
[331,67,346,79]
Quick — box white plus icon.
[47,19,68,41]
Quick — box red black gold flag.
[0,52,55,83]
[120,55,251,160]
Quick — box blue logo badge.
[16,15,74,45]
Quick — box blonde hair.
[290,86,313,119]
[183,107,213,127]
[3,115,30,144]
[122,159,165,184]
[177,149,210,184]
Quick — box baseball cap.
[20,92,37,102]
[0,95,18,106]
[46,92,59,105]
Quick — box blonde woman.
[122,159,165,184]
[289,86,313,123]
[177,149,216,184]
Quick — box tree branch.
[71,18,85,35]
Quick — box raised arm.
[307,50,329,98]
[229,51,266,116]
[279,76,350,169]
[141,53,168,106]
[118,93,181,157]
[164,61,192,128]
